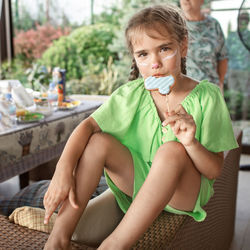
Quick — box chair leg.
[19,172,29,189]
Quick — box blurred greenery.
[0,59,28,85]
[0,60,51,91]
[224,89,250,120]
[39,23,117,80]
[12,0,78,33]
[67,57,120,95]
[0,0,247,119]
[25,63,51,91]
[2,0,178,96]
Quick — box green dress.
[91,79,238,222]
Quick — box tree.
[12,3,36,33]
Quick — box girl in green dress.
[44,5,238,250]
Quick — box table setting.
[0,75,102,184]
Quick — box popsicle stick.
[166,94,170,113]
[164,95,170,132]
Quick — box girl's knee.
[158,141,186,157]
[154,141,189,169]
[87,132,115,154]
[89,132,108,144]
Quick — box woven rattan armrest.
[0,214,94,250]
[0,212,186,250]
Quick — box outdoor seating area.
[1,0,250,249]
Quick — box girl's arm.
[44,116,101,223]
[162,105,224,180]
[57,116,101,171]
[184,140,223,180]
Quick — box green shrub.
[14,24,70,65]
[0,60,51,91]
[40,23,117,80]
[0,59,28,86]
[224,89,244,120]
[67,57,122,95]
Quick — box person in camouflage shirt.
[180,0,228,93]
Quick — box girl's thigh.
[89,132,134,197]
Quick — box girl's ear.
[181,36,188,57]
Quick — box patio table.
[0,100,102,186]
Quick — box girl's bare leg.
[99,141,201,250]
[44,132,134,250]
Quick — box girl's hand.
[162,104,196,147]
[43,167,78,224]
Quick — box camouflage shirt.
[186,15,228,85]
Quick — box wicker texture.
[0,214,95,250]
[133,212,187,249]
[168,129,242,250]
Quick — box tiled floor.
[0,154,250,249]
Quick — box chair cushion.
[9,206,57,234]
[0,180,49,216]
[0,176,108,216]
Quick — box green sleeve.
[200,84,238,152]
[91,79,143,140]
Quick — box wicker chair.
[0,129,242,250]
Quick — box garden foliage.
[14,24,70,64]
[2,0,248,120]
[40,23,117,81]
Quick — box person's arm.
[162,105,224,180]
[184,139,223,180]
[210,17,228,95]
[217,58,228,95]
[44,116,101,223]
[57,116,101,171]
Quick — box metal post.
[0,0,14,67]
[91,0,94,24]
[4,0,11,64]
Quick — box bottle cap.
[49,82,56,89]
[5,93,12,100]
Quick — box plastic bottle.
[4,93,17,127]
[47,82,58,106]
[52,67,66,106]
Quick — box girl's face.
[132,28,187,79]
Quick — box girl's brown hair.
[125,5,188,81]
